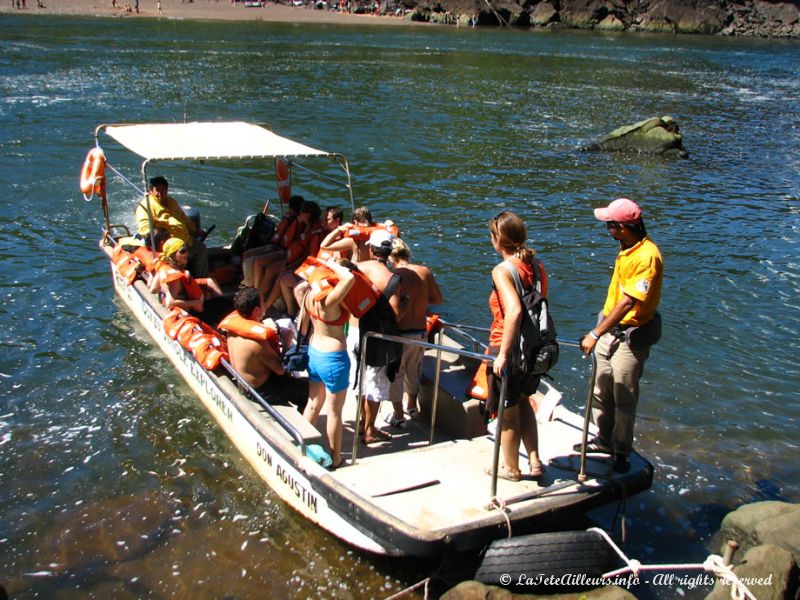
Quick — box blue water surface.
[1,14,798,598]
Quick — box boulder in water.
[583,116,689,158]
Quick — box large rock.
[530,0,558,25]
[717,501,800,556]
[582,116,688,158]
[705,544,798,600]
[756,508,800,564]
[635,0,728,34]
[558,0,612,28]
[442,580,638,599]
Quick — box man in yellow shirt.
[135,176,208,277]
[579,198,663,473]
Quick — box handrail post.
[350,333,369,465]
[489,371,509,499]
[428,327,445,445]
[577,351,598,482]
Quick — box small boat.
[83,121,653,558]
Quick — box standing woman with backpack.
[486,211,547,481]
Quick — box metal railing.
[220,358,309,456]
[350,324,599,502]
[350,327,512,499]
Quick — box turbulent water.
[1,13,798,599]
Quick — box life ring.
[79,147,106,198]
[275,158,291,204]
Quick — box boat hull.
[106,246,652,558]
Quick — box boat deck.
[306,380,647,537]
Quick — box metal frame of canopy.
[92,121,356,248]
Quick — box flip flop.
[484,464,521,482]
[361,430,392,444]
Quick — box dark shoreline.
[2,0,799,38]
[411,0,800,39]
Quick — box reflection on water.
[1,14,799,599]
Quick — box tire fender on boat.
[474,530,620,590]
[80,147,106,198]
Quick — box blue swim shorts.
[307,346,351,394]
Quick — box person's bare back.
[394,267,426,331]
[227,335,279,389]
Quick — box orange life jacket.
[343,270,380,318]
[468,361,490,401]
[295,256,380,318]
[343,221,400,242]
[425,312,443,340]
[111,245,143,285]
[271,213,298,248]
[187,331,227,370]
[156,262,203,301]
[164,308,193,338]
[295,256,337,301]
[286,220,325,264]
[133,245,158,273]
[218,311,281,355]
[163,308,228,369]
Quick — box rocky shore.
[408,0,800,38]
[2,0,799,37]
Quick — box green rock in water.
[584,116,688,158]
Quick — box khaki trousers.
[591,332,650,456]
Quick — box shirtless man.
[320,206,398,264]
[387,238,444,425]
[219,286,285,393]
[351,229,404,444]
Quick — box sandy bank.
[0,0,424,27]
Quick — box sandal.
[484,464,521,482]
[329,458,347,471]
[529,462,546,479]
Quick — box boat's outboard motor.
[182,206,201,231]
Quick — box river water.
[1,13,798,599]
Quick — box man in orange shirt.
[579,198,663,473]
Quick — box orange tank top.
[488,257,548,347]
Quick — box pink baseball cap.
[594,198,642,223]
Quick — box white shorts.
[347,326,391,402]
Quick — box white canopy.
[103,122,332,162]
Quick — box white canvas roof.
[104,122,331,162]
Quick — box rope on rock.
[587,527,757,600]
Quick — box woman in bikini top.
[302,259,355,469]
